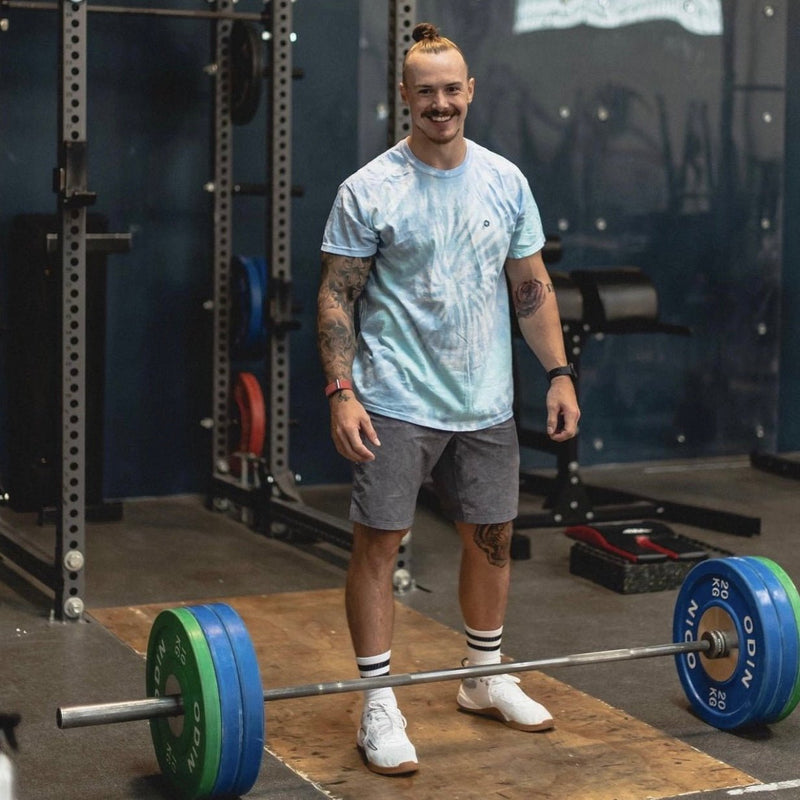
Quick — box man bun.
[402,22,468,83]
[412,22,440,42]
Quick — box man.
[317,22,580,775]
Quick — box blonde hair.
[402,22,469,83]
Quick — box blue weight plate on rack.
[232,255,267,355]
[186,605,244,797]
[673,557,784,729]
[740,557,800,723]
[208,603,265,796]
[249,256,268,351]
[232,256,254,352]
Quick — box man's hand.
[545,378,580,442]
[329,392,381,462]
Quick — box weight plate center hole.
[698,607,738,682]
[165,673,184,737]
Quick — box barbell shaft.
[57,634,729,730]
[2,0,266,22]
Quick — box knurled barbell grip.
[263,637,731,701]
[57,635,727,730]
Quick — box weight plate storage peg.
[673,558,786,730]
[749,557,800,721]
[146,608,223,799]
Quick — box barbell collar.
[57,634,725,730]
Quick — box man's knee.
[459,520,513,567]
[352,523,409,560]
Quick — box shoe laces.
[480,672,522,700]
[363,702,408,741]
[461,660,520,688]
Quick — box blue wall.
[0,0,359,498]
[780,2,800,452]
[409,0,790,469]
[1,1,797,501]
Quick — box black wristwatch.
[546,363,577,383]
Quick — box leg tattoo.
[473,522,512,567]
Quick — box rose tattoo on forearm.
[513,279,552,318]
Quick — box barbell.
[57,555,800,799]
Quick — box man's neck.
[406,135,467,170]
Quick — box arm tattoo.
[473,522,512,567]
[320,253,372,306]
[512,279,552,319]
[317,253,374,378]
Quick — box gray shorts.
[349,414,520,530]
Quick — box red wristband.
[324,378,353,398]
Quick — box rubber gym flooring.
[1,455,799,799]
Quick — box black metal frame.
[0,0,237,620]
[208,1,420,587]
[750,451,800,480]
[1,0,421,609]
[2,0,266,21]
[514,309,761,538]
[2,0,773,625]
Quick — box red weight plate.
[230,373,266,476]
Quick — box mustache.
[423,108,460,119]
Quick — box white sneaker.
[457,669,554,732]
[357,701,419,775]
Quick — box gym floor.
[1,455,799,800]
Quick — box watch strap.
[324,378,353,398]
[547,364,577,383]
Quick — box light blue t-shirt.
[321,138,545,431]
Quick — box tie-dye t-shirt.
[321,138,545,431]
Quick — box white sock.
[356,650,396,707]
[465,624,503,666]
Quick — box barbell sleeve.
[58,633,731,730]
[58,696,184,729]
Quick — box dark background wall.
[781,0,800,452]
[408,0,789,471]
[0,0,796,502]
[0,0,360,499]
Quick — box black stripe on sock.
[466,633,501,644]
[357,658,391,676]
[467,642,501,652]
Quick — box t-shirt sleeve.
[321,182,379,257]
[508,176,546,260]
